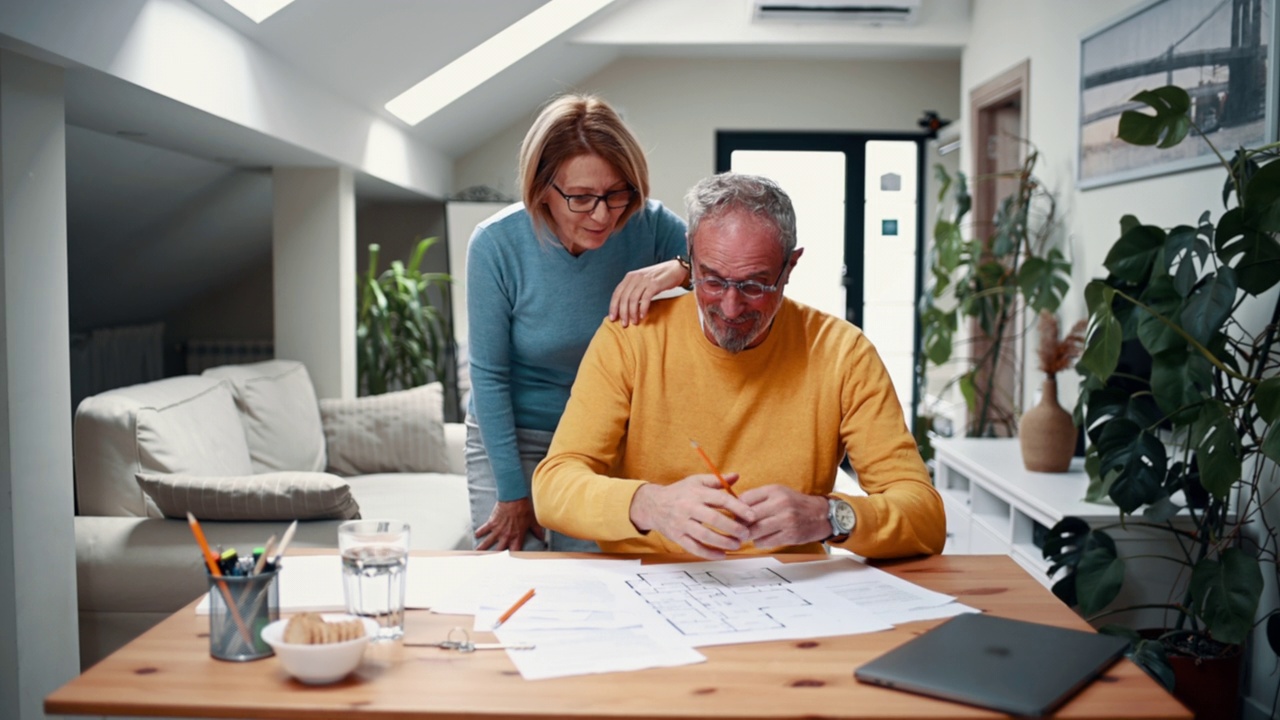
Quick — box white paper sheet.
[772,557,978,624]
[496,626,706,681]
[601,557,894,647]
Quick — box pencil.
[493,588,535,630]
[187,512,255,647]
[270,519,299,568]
[689,439,739,498]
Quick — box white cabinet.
[933,438,1186,629]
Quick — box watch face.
[830,499,855,533]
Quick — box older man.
[532,172,944,559]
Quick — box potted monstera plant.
[1043,86,1280,719]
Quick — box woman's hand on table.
[475,498,545,551]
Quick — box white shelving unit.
[932,437,1187,631]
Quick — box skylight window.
[222,0,296,23]
[385,0,616,126]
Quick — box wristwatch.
[826,496,856,543]
[675,255,693,290]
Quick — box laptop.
[854,613,1129,717]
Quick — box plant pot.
[1019,376,1075,472]
[1140,630,1242,720]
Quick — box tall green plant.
[357,237,452,396]
[1043,85,1280,694]
[919,150,1072,439]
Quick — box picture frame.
[1078,0,1277,189]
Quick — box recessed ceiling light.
[222,0,296,23]
[385,0,616,126]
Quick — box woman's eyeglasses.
[551,184,635,214]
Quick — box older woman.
[465,93,689,552]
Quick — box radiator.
[184,339,275,375]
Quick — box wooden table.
[47,553,1190,720]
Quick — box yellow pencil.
[689,439,739,498]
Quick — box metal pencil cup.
[207,568,279,661]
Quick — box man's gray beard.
[707,311,761,353]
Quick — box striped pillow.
[136,472,360,521]
[319,383,448,476]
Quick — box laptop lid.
[854,613,1129,717]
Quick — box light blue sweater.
[466,199,687,501]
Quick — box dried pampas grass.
[1037,311,1086,376]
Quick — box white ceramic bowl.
[260,614,377,685]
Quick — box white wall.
[965,3,1277,718]
[454,56,962,211]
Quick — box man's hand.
[739,486,830,550]
[608,259,687,327]
[629,474,755,559]
[475,497,546,551]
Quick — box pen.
[187,512,255,647]
[689,439,739,498]
[493,588,535,630]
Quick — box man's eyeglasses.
[551,184,635,214]
[690,255,789,300]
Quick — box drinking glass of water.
[338,519,410,641]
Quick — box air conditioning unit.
[751,0,921,25]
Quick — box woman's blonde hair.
[517,93,650,240]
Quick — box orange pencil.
[493,588,535,630]
[689,439,739,498]
[187,512,255,647]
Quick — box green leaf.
[1076,531,1125,617]
[1261,418,1280,466]
[1189,549,1263,645]
[1096,420,1166,513]
[1104,223,1165,283]
[1241,154,1280,231]
[933,219,963,271]
[1150,346,1212,423]
[1018,249,1071,313]
[1180,267,1236,346]
[1191,400,1241,500]
[1117,86,1191,148]
[1079,302,1122,382]
[1165,224,1210,297]
[1135,276,1185,354]
[920,308,955,366]
[1257,377,1280,423]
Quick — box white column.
[272,167,356,399]
[0,49,78,718]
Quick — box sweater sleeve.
[532,320,648,541]
[465,226,528,501]
[833,334,946,558]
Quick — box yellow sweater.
[532,294,945,558]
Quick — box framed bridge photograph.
[1078,0,1277,189]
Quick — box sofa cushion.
[320,383,448,475]
[136,471,360,521]
[75,375,254,517]
[203,360,326,474]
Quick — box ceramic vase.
[1019,376,1076,472]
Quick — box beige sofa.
[73,359,472,668]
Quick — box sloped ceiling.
[0,0,970,334]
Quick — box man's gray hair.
[684,172,797,256]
